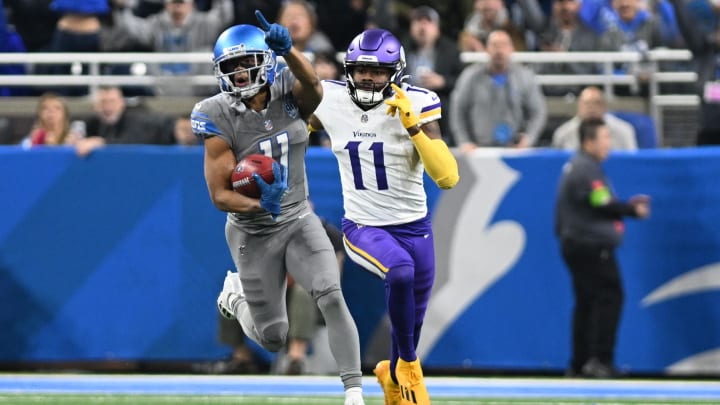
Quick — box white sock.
[344,386,364,405]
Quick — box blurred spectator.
[131,0,166,18]
[173,114,200,146]
[313,51,342,82]
[21,92,85,148]
[231,0,281,26]
[577,0,622,34]
[277,0,334,54]
[579,0,682,47]
[0,117,10,144]
[459,0,546,51]
[536,0,624,96]
[402,6,463,146]
[75,85,175,157]
[365,0,397,32]
[450,29,547,150]
[387,0,474,40]
[599,0,665,91]
[315,0,369,51]
[192,315,266,374]
[309,52,342,147]
[3,0,58,51]
[0,0,28,96]
[669,0,720,145]
[106,0,233,96]
[651,0,685,47]
[129,0,213,17]
[217,316,265,373]
[609,0,662,49]
[552,86,637,150]
[33,0,110,96]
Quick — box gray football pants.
[225,212,361,388]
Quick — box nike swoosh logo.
[299,212,311,219]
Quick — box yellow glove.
[384,83,419,129]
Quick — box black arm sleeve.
[594,200,637,218]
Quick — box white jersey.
[314,80,441,226]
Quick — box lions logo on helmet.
[344,29,407,107]
[213,25,278,99]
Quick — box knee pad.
[258,320,288,352]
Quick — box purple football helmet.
[344,29,406,107]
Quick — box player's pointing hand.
[255,9,292,56]
[385,83,419,129]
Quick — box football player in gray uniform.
[191,11,365,405]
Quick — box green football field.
[2,373,720,405]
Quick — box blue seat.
[610,111,658,148]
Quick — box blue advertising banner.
[1,146,719,375]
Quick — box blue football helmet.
[213,25,277,99]
[344,29,406,107]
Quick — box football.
[231,154,275,198]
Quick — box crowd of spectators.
[1,0,719,148]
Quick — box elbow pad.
[411,131,460,189]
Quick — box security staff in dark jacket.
[555,118,650,378]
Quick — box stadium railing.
[0,49,698,145]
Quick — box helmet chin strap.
[354,89,384,106]
[350,78,391,106]
[238,86,261,99]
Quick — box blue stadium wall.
[1,145,719,375]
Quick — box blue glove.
[253,161,288,221]
[255,9,292,56]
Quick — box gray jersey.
[191,68,309,232]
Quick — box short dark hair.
[579,117,606,145]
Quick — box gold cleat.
[395,358,431,405]
[373,360,401,405]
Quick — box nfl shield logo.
[264,120,273,131]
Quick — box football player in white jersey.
[192,11,365,405]
[309,29,459,405]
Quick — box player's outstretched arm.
[255,10,321,118]
[385,84,459,189]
